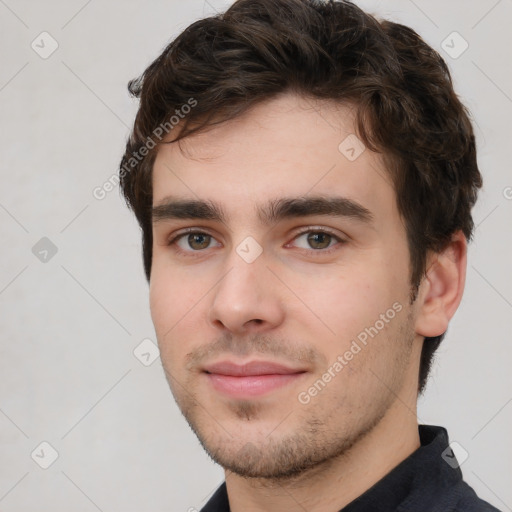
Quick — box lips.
[203,360,306,377]
[202,360,307,398]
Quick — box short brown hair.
[119,0,482,394]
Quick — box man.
[119,0,500,510]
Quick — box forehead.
[151,93,396,225]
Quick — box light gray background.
[0,1,511,511]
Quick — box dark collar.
[340,424,461,511]
[200,425,467,512]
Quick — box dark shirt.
[200,424,501,511]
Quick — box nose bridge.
[209,243,284,333]
[223,257,260,302]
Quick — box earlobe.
[414,231,467,338]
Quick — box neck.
[225,400,421,512]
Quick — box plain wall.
[0,1,511,510]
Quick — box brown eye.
[306,232,332,249]
[290,230,341,252]
[187,233,212,250]
[170,230,221,254]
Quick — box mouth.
[202,360,308,398]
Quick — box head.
[120,0,481,478]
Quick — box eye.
[290,229,343,251]
[171,231,221,252]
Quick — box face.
[150,93,422,479]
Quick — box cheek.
[149,263,170,330]
[286,264,386,335]
[149,276,188,378]
[149,263,190,339]
[284,256,409,372]
[149,261,212,360]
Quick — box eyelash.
[285,227,345,254]
[167,227,346,257]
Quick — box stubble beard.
[163,310,416,482]
[168,380,394,482]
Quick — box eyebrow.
[152,196,374,226]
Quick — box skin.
[149,93,466,512]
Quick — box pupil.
[189,233,210,249]
[308,232,331,249]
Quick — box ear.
[414,231,467,338]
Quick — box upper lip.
[203,360,307,377]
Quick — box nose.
[208,250,286,335]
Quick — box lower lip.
[205,373,305,398]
